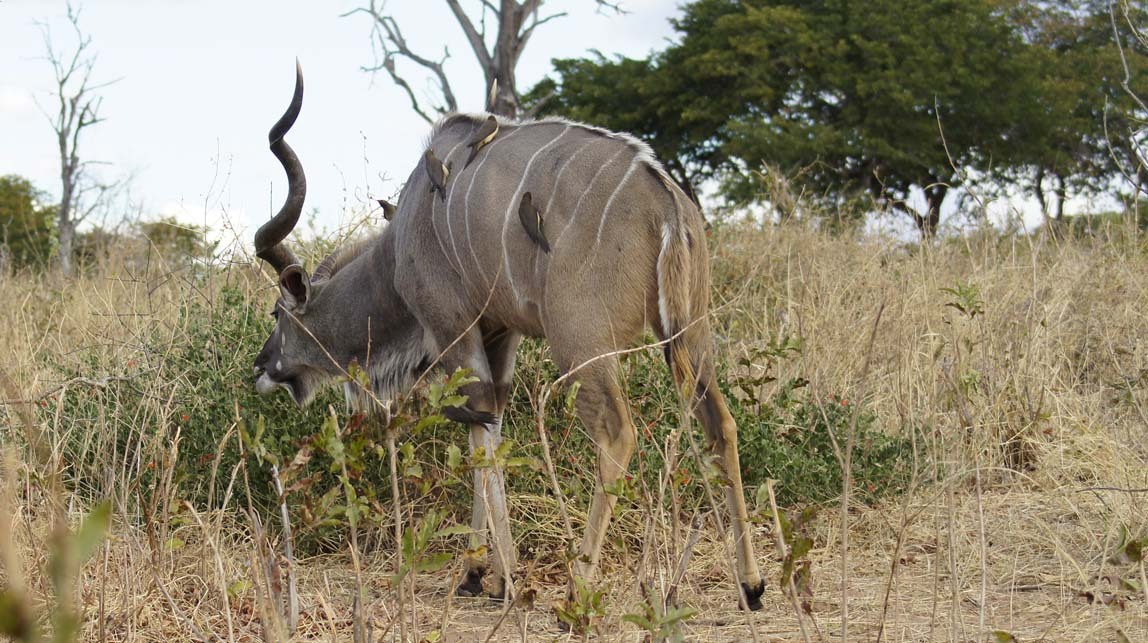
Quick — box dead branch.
[345,1,459,124]
[348,0,624,119]
[37,1,117,276]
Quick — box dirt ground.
[82,485,1144,642]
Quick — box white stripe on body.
[543,138,599,215]
[498,126,571,304]
[532,137,599,279]
[552,146,631,249]
[430,137,469,272]
[594,159,640,246]
[463,127,526,289]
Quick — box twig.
[149,563,224,643]
[1,369,154,404]
[386,427,407,643]
[765,480,813,643]
[839,300,886,642]
[183,500,236,642]
[271,463,300,632]
[534,386,575,541]
[482,598,517,643]
[1074,486,1148,493]
[664,512,703,609]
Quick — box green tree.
[1005,0,1148,227]
[136,217,216,265]
[530,0,1053,236]
[0,175,56,270]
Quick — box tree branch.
[592,0,627,15]
[350,0,622,120]
[518,10,568,58]
[445,0,495,72]
[346,1,460,121]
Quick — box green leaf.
[433,524,475,539]
[227,578,253,599]
[621,614,656,631]
[446,444,463,471]
[414,552,453,573]
[0,589,33,639]
[74,500,112,564]
[664,606,698,623]
[564,381,582,413]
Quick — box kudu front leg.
[442,331,518,601]
[458,418,514,600]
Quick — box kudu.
[252,65,765,610]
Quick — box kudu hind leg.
[666,320,765,609]
[461,420,515,600]
[692,370,765,610]
[564,357,638,592]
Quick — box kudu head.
[252,63,354,406]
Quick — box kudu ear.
[279,264,311,309]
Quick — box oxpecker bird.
[517,192,550,253]
[464,116,500,168]
[377,199,397,221]
[424,149,450,202]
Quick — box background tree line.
[9,0,1146,274]
[0,174,214,273]
[526,0,1148,236]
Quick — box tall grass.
[1,221,1146,641]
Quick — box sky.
[0,0,681,250]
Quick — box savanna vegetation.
[3,0,1148,641]
[2,216,1147,641]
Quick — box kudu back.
[252,65,765,610]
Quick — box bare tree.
[346,0,622,122]
[38,3,115,276]
[1111,0,1148,207]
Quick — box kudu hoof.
[740,581,766,611]
[455,568,485,598]
[488,582,511,603]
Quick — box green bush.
[45,281,910,556]
[46,284,340,513]
[727,378,912,506]
[500,339,912,510]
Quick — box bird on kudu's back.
[517,191,550,253]
[465,115,500,168]
[424,149,450,202]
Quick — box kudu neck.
[311,228,423,363]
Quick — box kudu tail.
[656,197,709,401]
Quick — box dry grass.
[1,222,1147,642]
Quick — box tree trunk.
[663,158,700,207]
[487,67,519,118]
[1034,167,1048,221]
[913,183,947,238]
[1053,172,1066,221]
[57,173,75,276]
[57,213,75,277]
[484,0,516,116]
